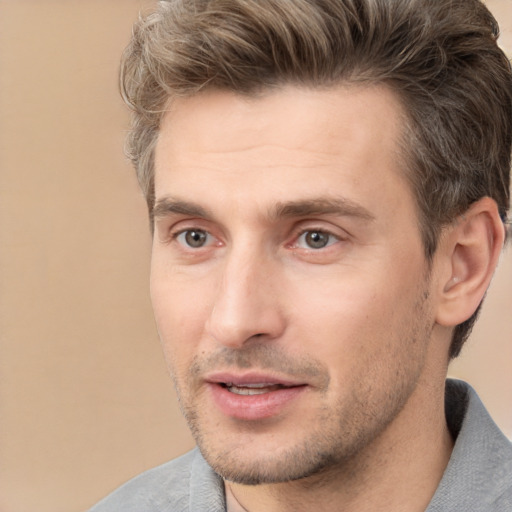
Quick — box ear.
[435,197,505,328]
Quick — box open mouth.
[220,382,290,395]
[208,376,308,419]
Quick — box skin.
[149,85,496,511]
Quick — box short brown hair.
[120,0,512,358]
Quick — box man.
[90,0,512,510]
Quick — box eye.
[296,230,338,249]
[175,229,212,248]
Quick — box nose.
[205,248,286,348]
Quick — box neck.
[225,378,453,512]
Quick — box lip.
[205,371,305,387]
[205,371,308,421]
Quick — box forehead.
[157,84,405,159]
[153,84,413,222]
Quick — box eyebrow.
[270,198,375,222]
[153,197,212,220]
[153,196,375,223]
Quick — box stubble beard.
[170,288,433,486]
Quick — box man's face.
[151,85,439,484]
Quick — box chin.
[203,441,341,485]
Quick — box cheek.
[150,270,212,371]
[288,263,424,363]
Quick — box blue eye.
[176,229,211,248]
[297,230,337,249]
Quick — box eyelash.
[170,226,342,253]
[291,228,341,250]
[172,228,216,249]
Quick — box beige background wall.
[0,1,510,511]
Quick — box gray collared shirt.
[89,380,512,511]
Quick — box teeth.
[234,383,271,388]
[225,383,284,395]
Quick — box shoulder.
[88,448,224,512]
[461,381,512,509]
[427,379,512,511]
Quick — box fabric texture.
[88,380,512,512]
[426,380,512,511]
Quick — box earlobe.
[436,197,505,327]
